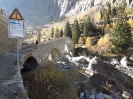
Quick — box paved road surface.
[0,53,16,79]
[0,52,27,99]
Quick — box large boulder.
[87,74,125,98]
[120,57,133,67]
[120,57,127,67]
[88,74,107,88]
[84,57,128,98]
[95,93,105,99]
[110,58,119,65]
[89,92,113,99]
[85,56,110,76]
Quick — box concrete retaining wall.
[0,14,16,54]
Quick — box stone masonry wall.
[20,37,74,65]
[0,14,16,54]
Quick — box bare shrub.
[22,61,79,99]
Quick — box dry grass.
[22,61,82,99]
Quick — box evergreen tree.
[51,27,54,38]
[80,23,84,34]
[112,18,132,50]
[83,17,93,37]
[116,0,127,17]
[87,17,93,35]
[54,27,59,38]
[102,10,110,34]
[103,10,110,25]
[107,2,111,16]
[111,7,117,17]
[83,21,89,37]
[60,28,63,37]
[100,6,106,19]
[101,3,111,34]
[72,19,80,45]
[111,2,132,51]
[64,20,72,38]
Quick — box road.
[0,52,27,99]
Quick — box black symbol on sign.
[16,12,17,18]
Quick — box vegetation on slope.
[32,1,133,56]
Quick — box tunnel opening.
[22,56,38,72]
[48,48,62,62]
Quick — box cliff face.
[0,0,132,25]
[60,0,133,17]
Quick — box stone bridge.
[20,37,73,69]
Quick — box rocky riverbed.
[55,55,133,99]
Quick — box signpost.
[8,8,25,38]
[8,8,25,81]
[8,20,24,38]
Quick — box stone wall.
[0,14,16,54]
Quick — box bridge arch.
[48,48,62,62]
[23,56,38,70]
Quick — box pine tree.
[107,2,111,16]
[100,6,106,19]
[83,21,89,37]
[111,7,117,17]
[51,27,54,38]
[102,9,111,34]
[54,27,59,38]
[87,17,93,36]
[101,3,111,34]
[64,20,72,38]
[111,2,132,51]
[104,10,110,25]
[60,28,63,37]
[72,19,80,45]
[112,18,132,50]
[116,0,126,17]
[80,23,84,34]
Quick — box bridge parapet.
[0,13,7,25]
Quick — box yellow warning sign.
[9,8,24,20]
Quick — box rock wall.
[0,14,16,54]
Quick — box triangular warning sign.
[9,8,24,20]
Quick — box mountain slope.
[0,0,133,26]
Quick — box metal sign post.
[8,8,25,81]
[16,38,20,81]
